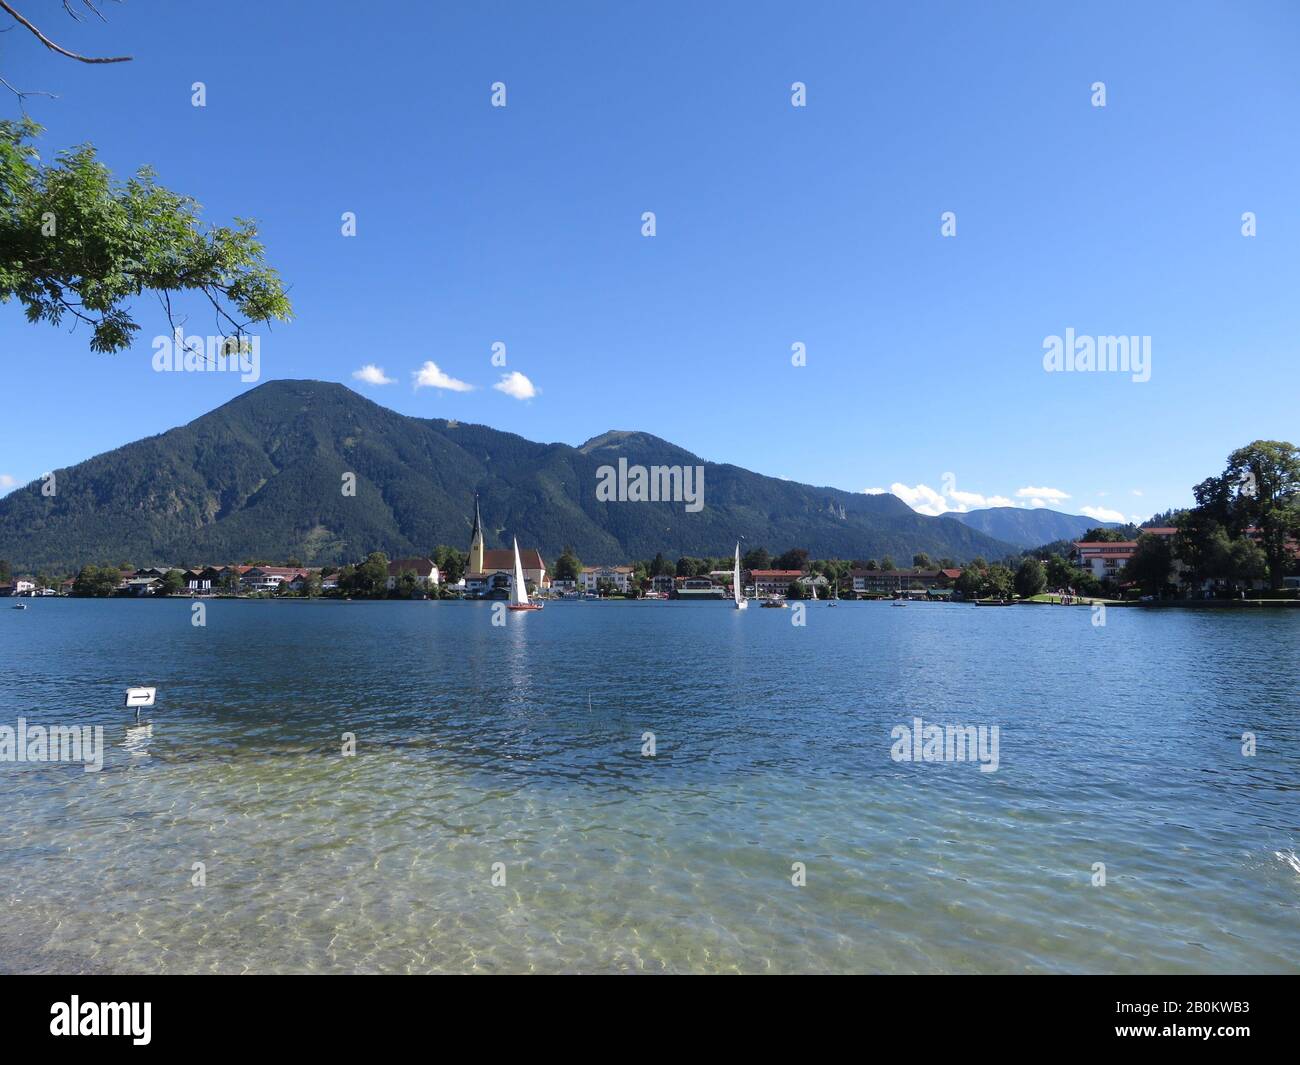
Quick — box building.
[1073,541,1139,579]
[673,576,725,600]
[240,566,306,593]
[1072,528,1178,580]
[286,570,324,593]
[463,494,547,596]
[650,574,676,595]
[849,568,961,595]
[580,565,635,594]
[215,565,253,590]
[796,573,831,595]
[750,570,805,597]
[121,576,162,596]
[386,557,440,591]
[186,567,219,594]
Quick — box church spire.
[469,492,485,574]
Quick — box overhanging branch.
[0,0,131,63]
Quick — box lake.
[1,597,1297,973]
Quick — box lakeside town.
[5,520,1297,607]
[5,442,1297,606]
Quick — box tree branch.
[0,73,58,107]
[63,1,114,24]
[0,0,131,63]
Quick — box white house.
[580,565,635,593]
[749,570,804,597]
[239,567,304,593]
[386,557,440,590]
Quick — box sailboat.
[507,537,543,611]
[732,542,747,610]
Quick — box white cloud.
[493,371,537,400]
[888,483,948,516]
[869,482,1018,516]
[1015,486,1071,502]
[949,489,1015,509]
[352,364,395,385]
[0,473,15,492]
[868,479,1084,517]
[1080,504,1128,523]
[1130,488,1144,497]
[412,361,474,392]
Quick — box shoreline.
[12,595,1298,609]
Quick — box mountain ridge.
[0,379,1019,569]
[952,505,1124,549]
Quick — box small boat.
[760,598,788,609]
[12,603,29,610]
[975,598,1015,607]
[732,542,747,610]
[506,537,543,611]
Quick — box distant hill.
[952,506,1123,549]
[0,379,1017,570]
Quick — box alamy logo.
[152,328,261,382]
[595,457,704,513]
[0,719,103,773]
[50,996,151,1045]
[1042,328,1150,382]
[890,716,1000,772]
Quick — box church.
[463,494,548,597]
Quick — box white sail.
[733,542,747,609]
[511,537,529,606]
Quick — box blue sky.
[2,0,1298,524]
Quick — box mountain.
[0,380,1017,570]
[951,506,1122,549]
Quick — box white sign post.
[125,686,156,721]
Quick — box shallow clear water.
[0,598,1297,973]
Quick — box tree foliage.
[1182,440,1299,590]
[1122,534,1172,594]
[553,546,582,581]
[773,547,809,571]
[339,552,389,598]
[1013,557,1046,598]
[71,562,118,596]
[159,568,185,596]
[0,119,291,353]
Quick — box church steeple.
[469,492,485,574]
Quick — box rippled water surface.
[1,598,1297,973]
